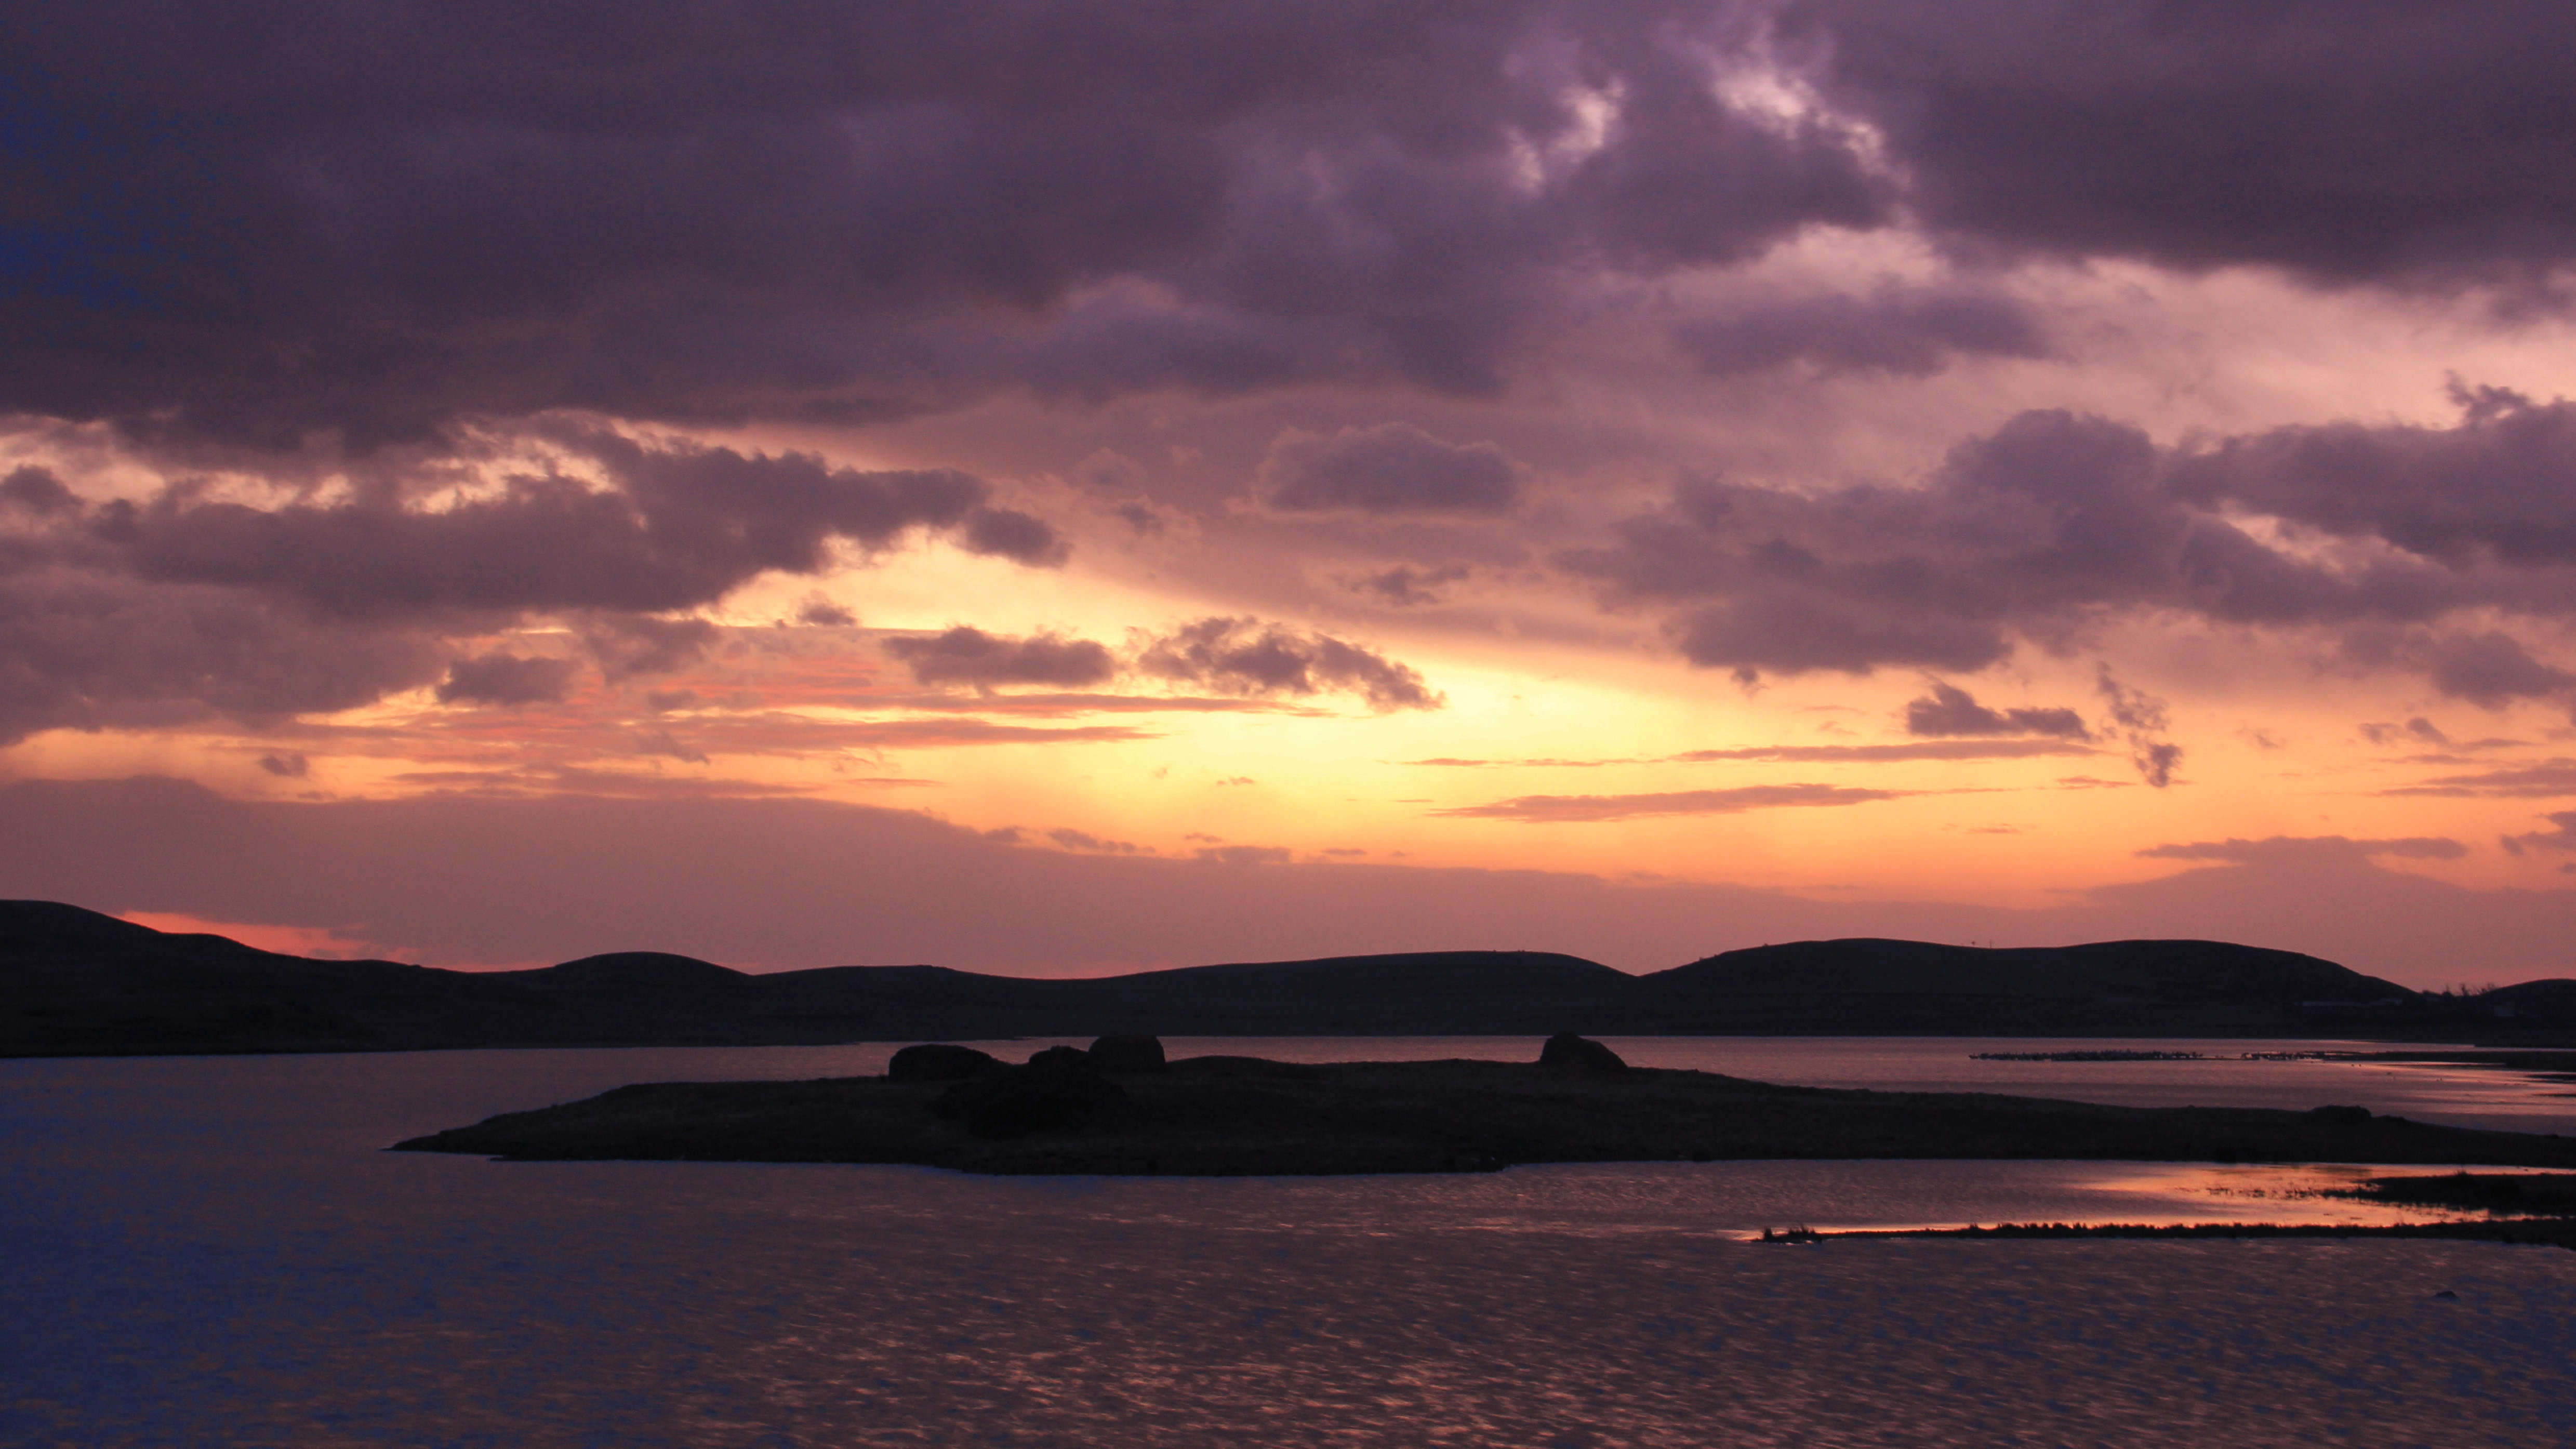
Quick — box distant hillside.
[1635,938,2424,1036]
[2,899,2564,1057]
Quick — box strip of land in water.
[1827,1217,2576,1251]
[393,1040,2576,1178]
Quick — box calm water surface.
[7,1040,2575,1446]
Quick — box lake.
[7,1038,2574,1445]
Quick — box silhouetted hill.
[2,898,2563,1057]
[1631,938,2420,1035]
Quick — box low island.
[394,1034,2576,1178]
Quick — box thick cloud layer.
[0,1,1891,443]
[1794,0,2576,285]
[1570,398,2576,712]
[0,429,1066,739]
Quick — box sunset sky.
[5,2,2576,983]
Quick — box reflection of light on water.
[2078,1163,2569,1228]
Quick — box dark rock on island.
[1087,1034,1169,1073]
[392,1040,2576,1177]
[885,1043,1002,1082]
[935,1048,1129,1138]
[1539,1033,1627,1073]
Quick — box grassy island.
[393,1036,2576,1178]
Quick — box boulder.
[886,1043,1003,1083]
[1087,1034,1169,1073]
[937,1051,1130,1138]
[1537,1032,1628,1073]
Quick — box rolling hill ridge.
[2,899,2555,1057]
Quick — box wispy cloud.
[1433,783,1907,823]
[2383,759,2576,798]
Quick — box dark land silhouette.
[7,898,2574,1058]
[393,1033,2576,1177]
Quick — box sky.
[4,2,2576,984]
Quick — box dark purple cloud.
[1792,0,2576,286]
[89,432,1035,619]
[2170,388,2576,570]
[1903,681,2090,740]
[1568,396,2576,706]
[0,2,1891,443]
[1349,564,1472,607]
[0,570,446,743]
[435,653,578,707]
[884,627,1119,690]
[1260,423,1522,515]
[793,596,857,628]
[1672,286,2048,378]
[1136,617,1441,711]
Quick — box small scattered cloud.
[1046,828,1145,855]
[2097,666,2182,787]
[585,615,720,681]
[2361,716,2451,747]
[884,626,1118,689]
[1194,844,1291,865]
[1348,564,1471,607]
[794,595,857,627]
[1903,681,2091,740]
[256,752,310,778]
[1260,422,1521,515]
[958,507,1068,566]
[436,653,579,707]
[1136,617,1440,711]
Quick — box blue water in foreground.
[7,1039,2575,1446]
